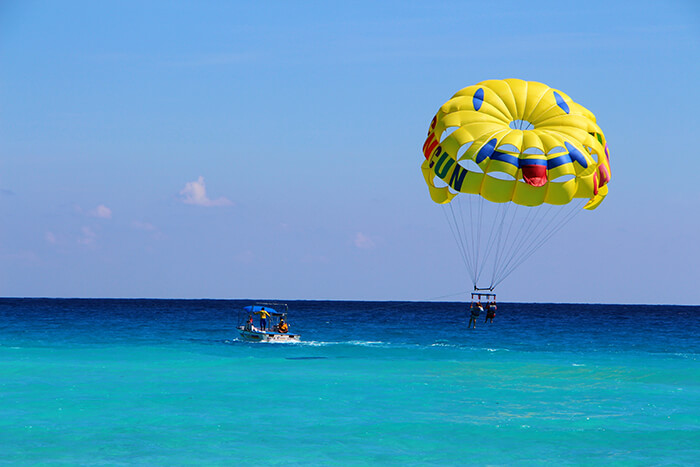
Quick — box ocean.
[0,299,698,465]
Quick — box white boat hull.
[237,326,300,343]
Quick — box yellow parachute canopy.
[421,79,611,291]
[422,79,611,210]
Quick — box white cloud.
[78,226,97,246]
[180,176,233,207]
[354,232,376,249]
[89,204,112,219]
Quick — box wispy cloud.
[78,226,97,246]
[89,204,112,219]
[132,220,162,240]
[45,232,58,244]
[180,176,233,207]
[354,232,376,249]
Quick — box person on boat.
[468,301,482,329]
[485,301,496,324]
[278,318,289,334]
[245,314,254,331]
[255,307,271,331]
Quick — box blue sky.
[1,0,698,304]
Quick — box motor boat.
[237,303,300,343]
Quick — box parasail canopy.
[421,79,611,290]
[422,78,610,208]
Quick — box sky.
[1,0,699,304]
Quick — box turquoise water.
[1,299,698,465]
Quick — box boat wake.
[299,340,388,347]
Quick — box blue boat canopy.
[243,305,282,315]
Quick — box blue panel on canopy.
[243,305,278,314]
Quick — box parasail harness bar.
[471,292,496,302]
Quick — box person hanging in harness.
[485,300,496,324]
[468,301,483,329]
